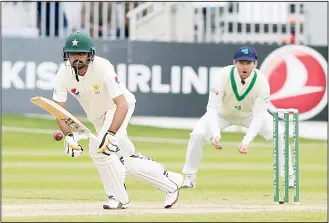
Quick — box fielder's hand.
[64,132,83,158]
[97,131,120,155]
[238,143,248,154]
[211,135,223,150]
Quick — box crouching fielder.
[53,32,183,209]
[181,46,294,189]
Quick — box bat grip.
[88,133,102,143]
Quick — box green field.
[2,115,327,222]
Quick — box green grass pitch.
[2,114,327,222]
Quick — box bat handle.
[88,133,102,143]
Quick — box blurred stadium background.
[2,1,327,138]
[1,1,327,221]
[2,1,328,132]
[2,1,327,44]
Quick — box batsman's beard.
[73,60,86,70]
[72,60,88,76]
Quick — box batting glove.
[72,132,88,141]
[97,131,120,155]
[64,132,83,158]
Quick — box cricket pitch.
[2,202,327,217]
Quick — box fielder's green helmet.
[63,32,95,61]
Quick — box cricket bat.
[30,96,99,142]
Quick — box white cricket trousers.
[88,106,180,199]
[91,105,136,157]
[182,111,293,177]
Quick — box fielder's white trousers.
[182,111,293,177]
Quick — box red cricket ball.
[53,130,64,141]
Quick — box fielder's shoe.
[103,195,124,210]
[181,174,196,189]
[164,171,184,209]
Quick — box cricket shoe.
[181,174,196,189]
[103,195,125,210]
[164,171,184,209]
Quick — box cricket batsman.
[181,46,294,189]
[53,32,183,209]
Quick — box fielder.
[181,46,294,189]
[53,32,183,209]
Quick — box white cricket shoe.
[164,171,184,209]
[103,195,124,210]
[181,174,196,189]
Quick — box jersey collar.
[234,67,255,84]
[230,66,258,101]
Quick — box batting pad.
[123,155,181,193]
[90,152,130,205]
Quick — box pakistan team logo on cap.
[72,39,79,46]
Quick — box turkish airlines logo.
[260,45,327,121]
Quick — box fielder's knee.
[263,134,272,141]
[190,131,207,142]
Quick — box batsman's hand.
[72,132,88,141]
[97,131,120,155]
[238,143,248,154]
[211,135,223,150]
[64,132,83,158]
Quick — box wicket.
[273,108,300,204]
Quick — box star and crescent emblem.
[72,39,79,46]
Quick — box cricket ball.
[53,130,64,141]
